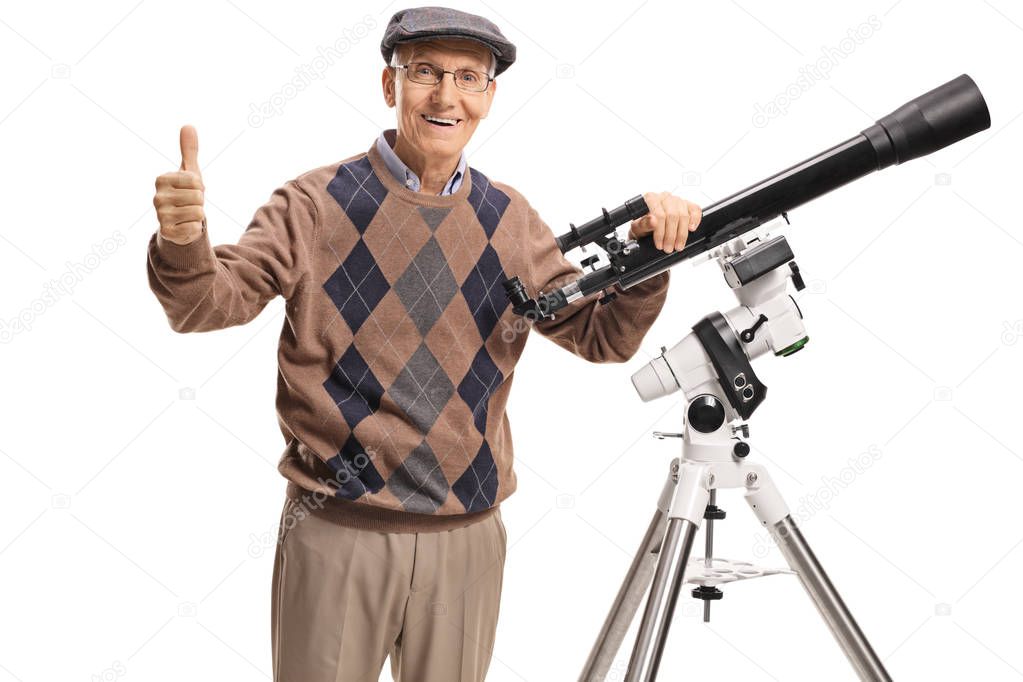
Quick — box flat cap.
[380,6,517,77]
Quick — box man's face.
[382,38,496,162]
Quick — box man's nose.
[430,72,460,104]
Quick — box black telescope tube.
[585,133,880,292]
[543,74,990,308]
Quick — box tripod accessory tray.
[686,557,794,587]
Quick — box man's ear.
[382,66,396,108]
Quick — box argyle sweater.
[147,138,670,532]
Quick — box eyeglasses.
[396,61,493,93]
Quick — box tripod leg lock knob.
[692,585,724,601]
[704,504,727,520]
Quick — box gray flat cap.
[380,6,517,76]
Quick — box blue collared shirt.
[376,128,466,195]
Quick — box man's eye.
[415,65,434,76]
[460,72,480,83]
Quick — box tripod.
[579,226,892,681]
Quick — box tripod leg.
[637,519,699,681]
[744,468,890,680]
[579,508,670,681]
[769,516,892,682]
[580,461,678,682]
[625,465,708,682]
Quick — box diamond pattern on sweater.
[433,207,489,285]
[354,293,422,388]
[457,346,504,435]
[326,432,385,500]
[323,344,384,430]
[362,205,432,285]
[453,440,498,513]
[323,239,389,334]
[393,236,458,337]
[461,243,509,341]
[318,155,523,512]
[467,169,510,238]
[327,156,388,234]
[388,342,454,435]
[387,439,449,513]
[417,206,451,232]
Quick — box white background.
[1,0,1020,680]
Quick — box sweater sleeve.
[525,203,670,363]
[146,179,315,333]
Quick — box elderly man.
[148,6,700,682]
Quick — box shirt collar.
[376,129,466,195]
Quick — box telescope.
[503,74,991,320]
[521,74,992,682]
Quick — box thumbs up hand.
[154,125,207,245]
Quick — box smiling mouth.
[421,113,462,127]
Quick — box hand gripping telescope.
[502,74,991,320]
[505,74,990,682]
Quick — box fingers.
[650,192,684,253]
[156,204,205,225]
[179,125,200,174]
[156,171,204,190]
[154,175,205,244]
[156,188,203,207]
[664,196,682,253]
[153,177,204,212]
[645,192,666,250]
[634,193,702,252]
[671,196,690,251]
[688,203,702,232]
[628,218,640,239]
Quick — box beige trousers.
[271,497,507,682]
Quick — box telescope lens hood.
[861,73,991,168]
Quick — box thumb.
[179,125,200,174]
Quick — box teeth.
[424,114,458,125]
